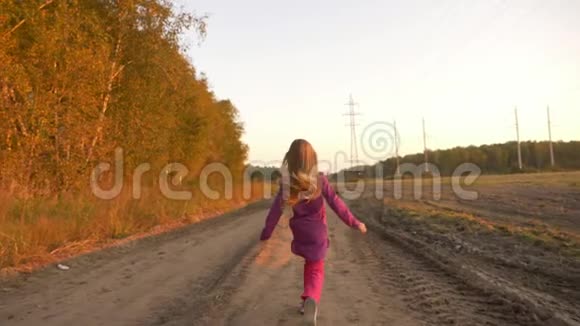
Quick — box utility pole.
[422,117,429,173]
[344,94,360,169]
[515,107,523,170]
[394,120,400,176]
[547,106,555,167]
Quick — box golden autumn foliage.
[0,0,257,270]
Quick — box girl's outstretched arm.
[321,175,362,229]
[260,187,283,240]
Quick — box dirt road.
[0,202,547,325]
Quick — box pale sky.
[175,0,580,172]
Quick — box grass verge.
[0,181,272,274]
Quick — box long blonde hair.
[281,139,321,206]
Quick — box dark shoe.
[303,297,317,325]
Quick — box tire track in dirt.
[189,205,540,325]
[172,214,310,326]
[322,221,420,326]
[192,210,423,326]
[371,197,580,324]
[421,198,580,308]
[349,198,577,325]
[146,235,259,326]
[0,201,559,325]
[353,229,535,325]
[0,203,269,326]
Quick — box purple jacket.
[260,175,361,261]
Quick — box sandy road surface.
[0,202,543,325]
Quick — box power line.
[547,105,555,167]
[514,107,523,170]
[394,119,400,176]
[422,117,430,173]
[344,94,360,168]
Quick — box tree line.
[0,0,248,196]
[337,140,580,179]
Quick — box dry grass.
[0,181,272,273]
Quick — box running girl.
[260,139,367,325]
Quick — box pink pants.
[301,260,325,303]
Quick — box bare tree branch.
[2,0,56,39]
